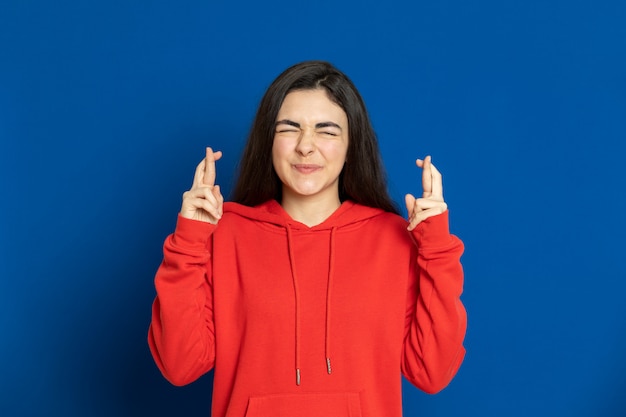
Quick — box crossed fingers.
[181,147,224,223]
[405,156,448,231]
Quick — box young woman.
[148,61,466,417]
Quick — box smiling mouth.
[293,164,321,174]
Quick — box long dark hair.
[231,60,399,214]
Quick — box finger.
[184,189,222,220]
[407,198,447,231]
[429,160,444,199]
[199,198,222,221]
[407,209,429,231]
[413,198,447,212]
[212,185,224,217]
[183,186,220,208]
[407,206,447,231]
[202,186,223,220]
[192,158,207,189]
[183,187,215,209]
[420,156,433,198]
[203,147,223,186]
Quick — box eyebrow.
[275,119,343,130]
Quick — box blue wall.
[2,1,625,416]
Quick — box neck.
[280,192,342,227]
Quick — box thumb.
[405,194,416,217]
[213,184,224,216]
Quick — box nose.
[295,129,315,156]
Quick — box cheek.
[271,140,290,177]
[320,142,348,166]
[272,138,290,160]
[271,140,283,165]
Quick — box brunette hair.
[231,60,399,214]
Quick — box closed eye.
[316,122,342,137]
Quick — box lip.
[293,164,322,174]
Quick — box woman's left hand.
[405,155,448,231]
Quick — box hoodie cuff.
[411,210,454,249]
[171,214,216,251]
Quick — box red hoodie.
[149,200,466,417]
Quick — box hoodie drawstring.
[285,226,302,386]
[325,227,337,375]
[285,225,337,386]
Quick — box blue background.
[2,0,625,416]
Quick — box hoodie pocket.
[245,392,363,417]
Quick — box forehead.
[278,89,347,123]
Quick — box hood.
[223,199,386,231]
[222,200,388,386]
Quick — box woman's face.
[272,89,349,205]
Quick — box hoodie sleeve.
[401,210,467,394]
[148,214,217,386]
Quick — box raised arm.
[148,148,223,385]
[402,156,467,393]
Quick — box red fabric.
[148,200,466,417]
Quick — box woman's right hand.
[180,147,224,224]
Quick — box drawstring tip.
[296,368,301,386]
[326,358,332,375]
